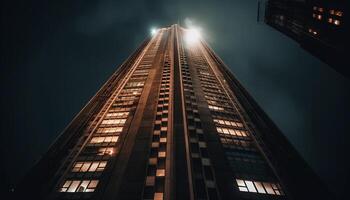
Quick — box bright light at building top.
[151,28,158,36]
[184,28,201,45]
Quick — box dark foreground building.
[15,24,331,200]
[264,0,348,77]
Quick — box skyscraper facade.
[264,0,348,76]
[15,24,331,200]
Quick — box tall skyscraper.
[264,0,348,76]
[15,24,331,200]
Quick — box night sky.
[1,0,349,198]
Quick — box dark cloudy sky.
[1,0,349,198]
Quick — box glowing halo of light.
[184,27,202,45]
[150,28,158,36]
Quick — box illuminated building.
[15,24,331,200]
[264,0,348,76]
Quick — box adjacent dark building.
[265,0,348,76]
[15,24,331,200]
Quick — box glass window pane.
[263,182,275,194]
[245,181,257,193]
[67,180,80,192]
[81,163,91,172]
[236,179,245,186]
[254,181,266,194]
[89,162,99,172]
[88,180,99,188]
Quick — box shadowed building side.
[264,0,348,77]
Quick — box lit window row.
[312,13,322,20]
[60,180,99,193]
[329,9,343,17]
[208,105,225,111]
[105,111,129,118]
[97,147,114,155]
[199,71,210,76]
[90,136,118,144]
[72,161,107,172]
[313,6,323,12]
[327,18,340,25]
[236,179,283,195]
[207,100,230,107]
[213,119,243,128]
[96,127,123,134]
[216,127,248,137]
[308,28,318,35]
[113,101,134,107]
[101,118,126,125]
[125,81,144,88]
[120,88,142,95]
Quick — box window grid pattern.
[59,180,99,193]
[72,161,107,172]
[189,42,285,197]
[236,179,284,196]
[143,52,170,200]
[57,29,163,196]
[181,44,220,200]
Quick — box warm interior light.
[184,28,201,45]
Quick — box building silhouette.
[15,24,331,200]
[264,0,348,77]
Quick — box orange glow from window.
[335,11,343,17]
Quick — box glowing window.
[160,137,167,143]
[154,192,164,200]
[97,127,123,134]
[334,20,340,25]
[216,127,248,137]
[213,119,243,128]
[101,119,126,125]
[97,147,114,155]
[335,11,343,17]
[317,15,322,20]
[106,111,129,118]
[254,181,266,193]
[72,161,107,172]
[158,151,166,157]
[60,180,72,192]
[328,18,333,23]
[90,136,118,144]
[156,169,165,177]
[60,180,99,193]
[263,182,275,194]
[245,181,257,193]
[200,71,210,76]
[125,81,145,88]
[208,105,224,111]
[149,158,157,165]
[235,179,283,195]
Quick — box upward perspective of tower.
[16,25,330,200]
